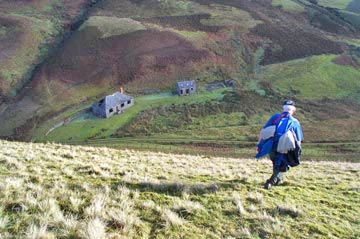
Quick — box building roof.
[104,92,132,109]
[177,80,196,88]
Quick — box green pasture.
[171,29,208,43]
[261,54,360,101]
[173,112,248,139]
[154,0,199,16]
[118,109,252,141]
[338,10,360,30]
[42,89,230,142]
[272,0,305,12]
[343,37,360,47]
[80,16,146,38]
[201,4,262,31]
[317,0,354,10]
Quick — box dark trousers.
[268,151,289,185]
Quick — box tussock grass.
[275,202,303,218]
[25,223,52,239]
[0,214,9,230]
[246,191,264,204]
[81,217,107,239]
[160,208,186,228]
[172,196,205,214]
[232,192,247,216]
[236,226,252,238]
[0,140,359,238]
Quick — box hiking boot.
[273,179,282,186]
[264,182,272,190]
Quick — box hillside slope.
[0,0,94,98]
[0,139,359,238]
[0,0,359,142]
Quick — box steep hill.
[0,139,359,238]
[0,0,94,98]
[0,0,359,144]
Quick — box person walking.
[256,100,304,189]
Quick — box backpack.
[286,130,301,167]
[274,115,302,167]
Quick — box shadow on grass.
[111,179,248,196]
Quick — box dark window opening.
[191,87,194,91]
[180,89,183,95]
[186,89,190,94]
[121,103,125,107]
[127,100,131,104]
[109,108,114,113]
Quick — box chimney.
[120,87,124,94]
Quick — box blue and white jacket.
[256,112,303,159]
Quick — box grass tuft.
[0,214,9,230]
[84,194,107,218]
[276,203,303,218]
[232,193,247,215]
[246,192,264,204]
[160,208,186,229]
[80,217,107,239]
[237,227,252,238]
[257,211,276,223]
[25,223,50,239]
[172,197,205,214]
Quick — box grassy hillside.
[0,0,359,149]
[0,7,60,97]
[0,0,91,98]
[317,0,354,10]
[0,140,359,238]
[272,0,305,12]
[261,54,360,101]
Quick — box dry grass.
[0,140,359,238]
